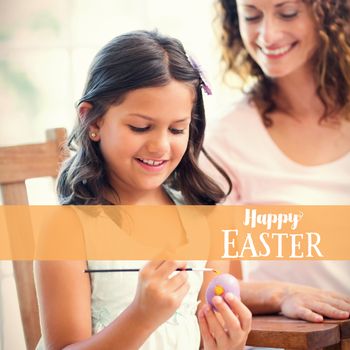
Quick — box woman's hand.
[198,293,252,350]
[280,285,350,322]
[130,260,190,330]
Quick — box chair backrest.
[0,128,67,350]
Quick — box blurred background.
[0,0,242,348]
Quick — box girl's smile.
[135,157,169,172]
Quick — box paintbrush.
[85,267,219,273]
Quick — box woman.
[204,0,350,322]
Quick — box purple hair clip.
[186,54,213,96]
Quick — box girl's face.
[236,0,319,78]
[90,80,193,201]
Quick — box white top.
[37,260,206,350]
[84,199,208,350]
[88,259,205,350]
[36,189,208,350]
[204,97,350,295]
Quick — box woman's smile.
[258,41,298,59]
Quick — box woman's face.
[236,0,319,78]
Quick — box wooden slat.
[0,127,67,184]
[4,202,34,259]
[1,182,28,204]
[2,182,39,350]
[0,128,68,350]
[247,315,341,350]
[13,261,41,350]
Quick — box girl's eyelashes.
[169,128,185,135]
[128,125,186,135]
[128,125,150,132]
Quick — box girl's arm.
[35,259,190,350]
[35,209,190,350]
[35,260,158,350]
[34,206,156,350]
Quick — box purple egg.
[206,273,240,307]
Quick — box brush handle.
[85,268,214,273]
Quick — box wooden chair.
[0,128,67,350]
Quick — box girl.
[34,30,251,350]
[203,0,350,322]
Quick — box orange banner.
[0,205,349,260]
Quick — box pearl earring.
[90,132,97,138]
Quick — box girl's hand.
[130,260,190,330]
[198,293,252,350]
[280,285,350,322]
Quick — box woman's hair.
[216,0,350,126]
[57,30,231,205]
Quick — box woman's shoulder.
[220,95,259,126]
[207,95,262,145]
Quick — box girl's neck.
[104,185,174,205]
[273,66,324,121]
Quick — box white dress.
[36,190,208,350]
[88,259,205,350]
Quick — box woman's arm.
[201,260,350,326]
[228,260,350,322]
[35,259,190,350]
[34,207,157,350]
[228,261,350,322]
[240,278,350,322]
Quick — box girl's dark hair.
[57,30,231,205]
[216,0,350,126]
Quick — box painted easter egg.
[206,273,240,307]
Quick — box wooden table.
[247,315,350,349]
